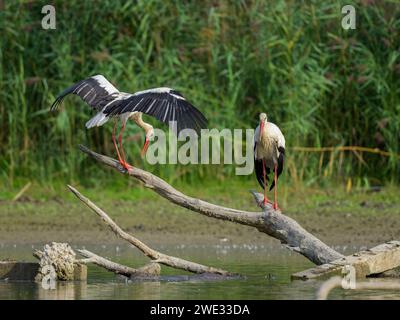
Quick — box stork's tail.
[85,112,110,128]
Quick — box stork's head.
[259,113,268,123]
[141,126,154,158]
[259,113,268,140]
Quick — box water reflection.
[38,281,87,300]
[1,244,400,300]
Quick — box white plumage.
[254,122,285,167]
[254,113,285,210]
[91,75,119,94]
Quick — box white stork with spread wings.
[51,75,207,169]
[254,113,285,210]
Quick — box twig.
[12,182,32,202]
[292,146,400,160]
[68,185,234,276]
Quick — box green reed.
[0,0,399,190]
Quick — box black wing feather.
[108,90,208,134]
[269,147,285,191]
[50,75,119,112]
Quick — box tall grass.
[1,0,399,190]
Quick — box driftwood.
[0,261,87,282]
[35,243,159,279]
[292,241,400,280]
[68,185,234,276]
[77,249,161,278]
[1,261,39,281]
[33,243,87,281]
[76,145,400,282]
[316,276,400,300]
[77,144,342,265]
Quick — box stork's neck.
[259,121,267,141]
[131,112,153,134]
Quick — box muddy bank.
[1,187,399,249]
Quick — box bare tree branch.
[68,185,234,276]
[77,249,161,278]
[78,145,343,265]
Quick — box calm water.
[1,243,400,300]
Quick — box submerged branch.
[68,185,234,276]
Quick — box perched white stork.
[254,113,285,210]
[51,75,207,169]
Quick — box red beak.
[259,121,264,140]
[141,137,150,158]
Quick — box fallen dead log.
[0,261,87,281]
[292,241,400,280]
[0,261,39,281]
[77,145,400,279]
[78,144,343,265]
[68,185,235,276]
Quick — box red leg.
[262,159,270,205]
[273,164,279,210]
[112,120,123,163]
[118,122,132,170]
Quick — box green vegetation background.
[1,0,399,194]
